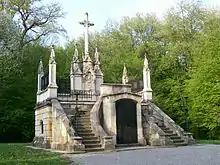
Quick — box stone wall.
[100,84,132,96]
[90,97,115,150]
[33,99,85,153]
[35,105,52,138]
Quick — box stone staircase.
[157,123,187,146]
[72,110,104,152]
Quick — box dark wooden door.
[116,99,137,144]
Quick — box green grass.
[0,143,70,165]
[197,140,220,145]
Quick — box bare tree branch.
[0,0,66,49]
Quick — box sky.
[47,0,220,45]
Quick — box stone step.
[75,126,92,130]
[85,143,102,148]
[173,139,185,143]
[72,122,91,126]
[165,133,177,136]
[76,129,93,134]
[160,127,170,130]
[85,147,104,152]
[170,136,181,139]
[173,142,187,146]
[72,113,89,116]
[83,136,99,141]
[74,114,89,117]
[83,139,100,144]
[75,114,90,117]
[163,130,173,134]
[76,118,90,122]
[77,132,95,137]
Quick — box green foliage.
[0,12,20,53]
[0,143,69,165]
[185,13,220,139]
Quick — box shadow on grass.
[0,143,72,165]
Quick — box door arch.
[116,99,138,144]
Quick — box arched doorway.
[116,99,138,144]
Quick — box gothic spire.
[94,47,100,65]
[94,47,103,76]
[122,64,128,85]
[144,54,149,69]
[72,44,82,74]
[73,44,79,62]
[142,54,152,101]
[38,59,44,74]
[49,45,56,63]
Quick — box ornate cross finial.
[122,64,128,85]
[79,12,94,56]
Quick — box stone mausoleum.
[33,13,195,152]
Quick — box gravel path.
[69,145,220,165]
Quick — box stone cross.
[79,12,94,56]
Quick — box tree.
[185,12,220,139]
[0,11,20,54]
[0,0,66,49]
[151,1,209,125]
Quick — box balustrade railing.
[57,90,93,101]
[130,79,143,92]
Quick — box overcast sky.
[47,0,220,45]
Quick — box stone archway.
[116,99,138,144]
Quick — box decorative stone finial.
[122,64,128,85]
[71,43,82,74]
[38,59,44,74]
[94,47,103,76]
[142,55,152,101]
[50,45,56,63]
[73,43,79,62]
[144,54,148,68]
[94,47,100,64]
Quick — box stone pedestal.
[142,88,152,101]
[33,136,51,149]
[72,137,85,152]
[102,136,114,150]
[51,137,85,153]
[47,86,57,98]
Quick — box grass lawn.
[0,143,70,165]
[197,140,220,145]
